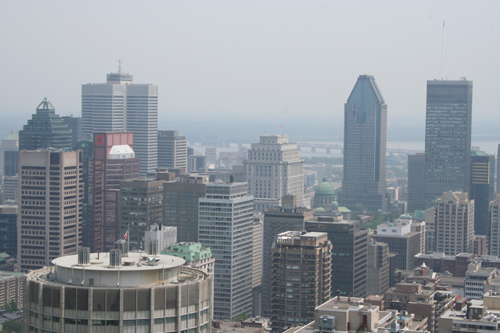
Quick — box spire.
[36,98,55,110]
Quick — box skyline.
[1,1,500,139]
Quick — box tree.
[1,320,22,333]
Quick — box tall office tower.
[424,79,473,208]
[252,217,263,317]
[17,149,83,273]
[305,218,368,297]
[371,220,421,270]
[270,231,332,331]
[366,241,390,295]
[0,132,18,177]
[0,205,17,257]
[157,130,188,170]
[489,195,500,256]
[407,153,425,212]
[119,178,163,250]
[19,98,72,150]
[1,176,18,204]
[199,182,253,320]
[205,147,217,168]
[470,151,495,236]
[24,251,213,333]
[82,71,158,176]
[497,144,500,195]
[339,75,388,212]
[188,155,206,172]
[244,135,304,211]
[61,115,82,149]
[86,132,140,252]
[163,175,208,242]
[434,191,474,255]
[262,195,314,315]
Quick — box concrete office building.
[469,151,495,236]
[244,135,304,211]
[157,130,187,170]
[339,75,388,212]
[23,250,213,333]
[17,149,83,273]
[163,242,215,275]
[371,220,421,271]
[163,175,208,242]
[144,224,177,252]
[366,241,390,295]
[270,231,332,331]
[434,191,474,255]
[424,79,473,208]
[407,153,425,212]
[306,217,368,297]
[0,271,23,310]
[120,178,163,250]
[262,195,314,315]
[1,176,18,204]
[198,182,254,320]
[19,98,72,150]
[82,71,158,176]
[252,217,263,317]
[86,132,140,252]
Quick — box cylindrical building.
[24,251,213,333]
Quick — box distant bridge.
[297,142,423,155]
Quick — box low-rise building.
[162,242,215,275]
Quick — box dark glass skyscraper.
[339,75,388,212]
[470,151,495,236]
[19,98,72,150]
[424,79,472,208]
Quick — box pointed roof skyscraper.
[19,98,72,150]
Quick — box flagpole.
[127,223,130,254]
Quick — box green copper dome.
[315,175,335,197]
[331,200,339,210]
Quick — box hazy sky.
[1,1,499,138]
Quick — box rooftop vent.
[109,249,122,267]
[78,247,91,266]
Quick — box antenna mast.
[440,21,445,80]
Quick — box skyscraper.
[244,135,304,211]
[82,71,158,176]
[434,191,474,255]
[61,115,82,150]
[0,132,18,177]
[469,151,495,236]
[198,182,253,320]
[86,132,140,252]
[489,194,500,256]
[17,149,83,273]
[270,231,332,331]
[339,75,388,212]
[157,130,188,170]
[424,79,472,208]
[407,153,425,212]
[19,98,72,150]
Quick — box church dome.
[315,175,335,197]
[331,200,339,210]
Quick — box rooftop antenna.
[440,21,445,80]
[118,59,122,74]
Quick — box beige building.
[17,149,83,273]
[489,194,500,256]
[244,135,304,211]
[0,271,23,309]
[24,249,213,333]
[434,191,475,255]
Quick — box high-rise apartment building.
[82,71,158,176]
[470,151,495,236]
[305,217,368,297]
[19,98,72,150]
[407,153,425,212]
[119,178,163,250]
[163,175,208,242]
[339,75,388,212]
[244,135,304,211]
[424,79,473,208]
[198,182,253,320]
[270,231,332,331]
[489,194,500,256]
[157,130,187,170]
[86,132,140,252]
[434,191,474,255]
[262,195,314,315]
[17,149,83,273]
